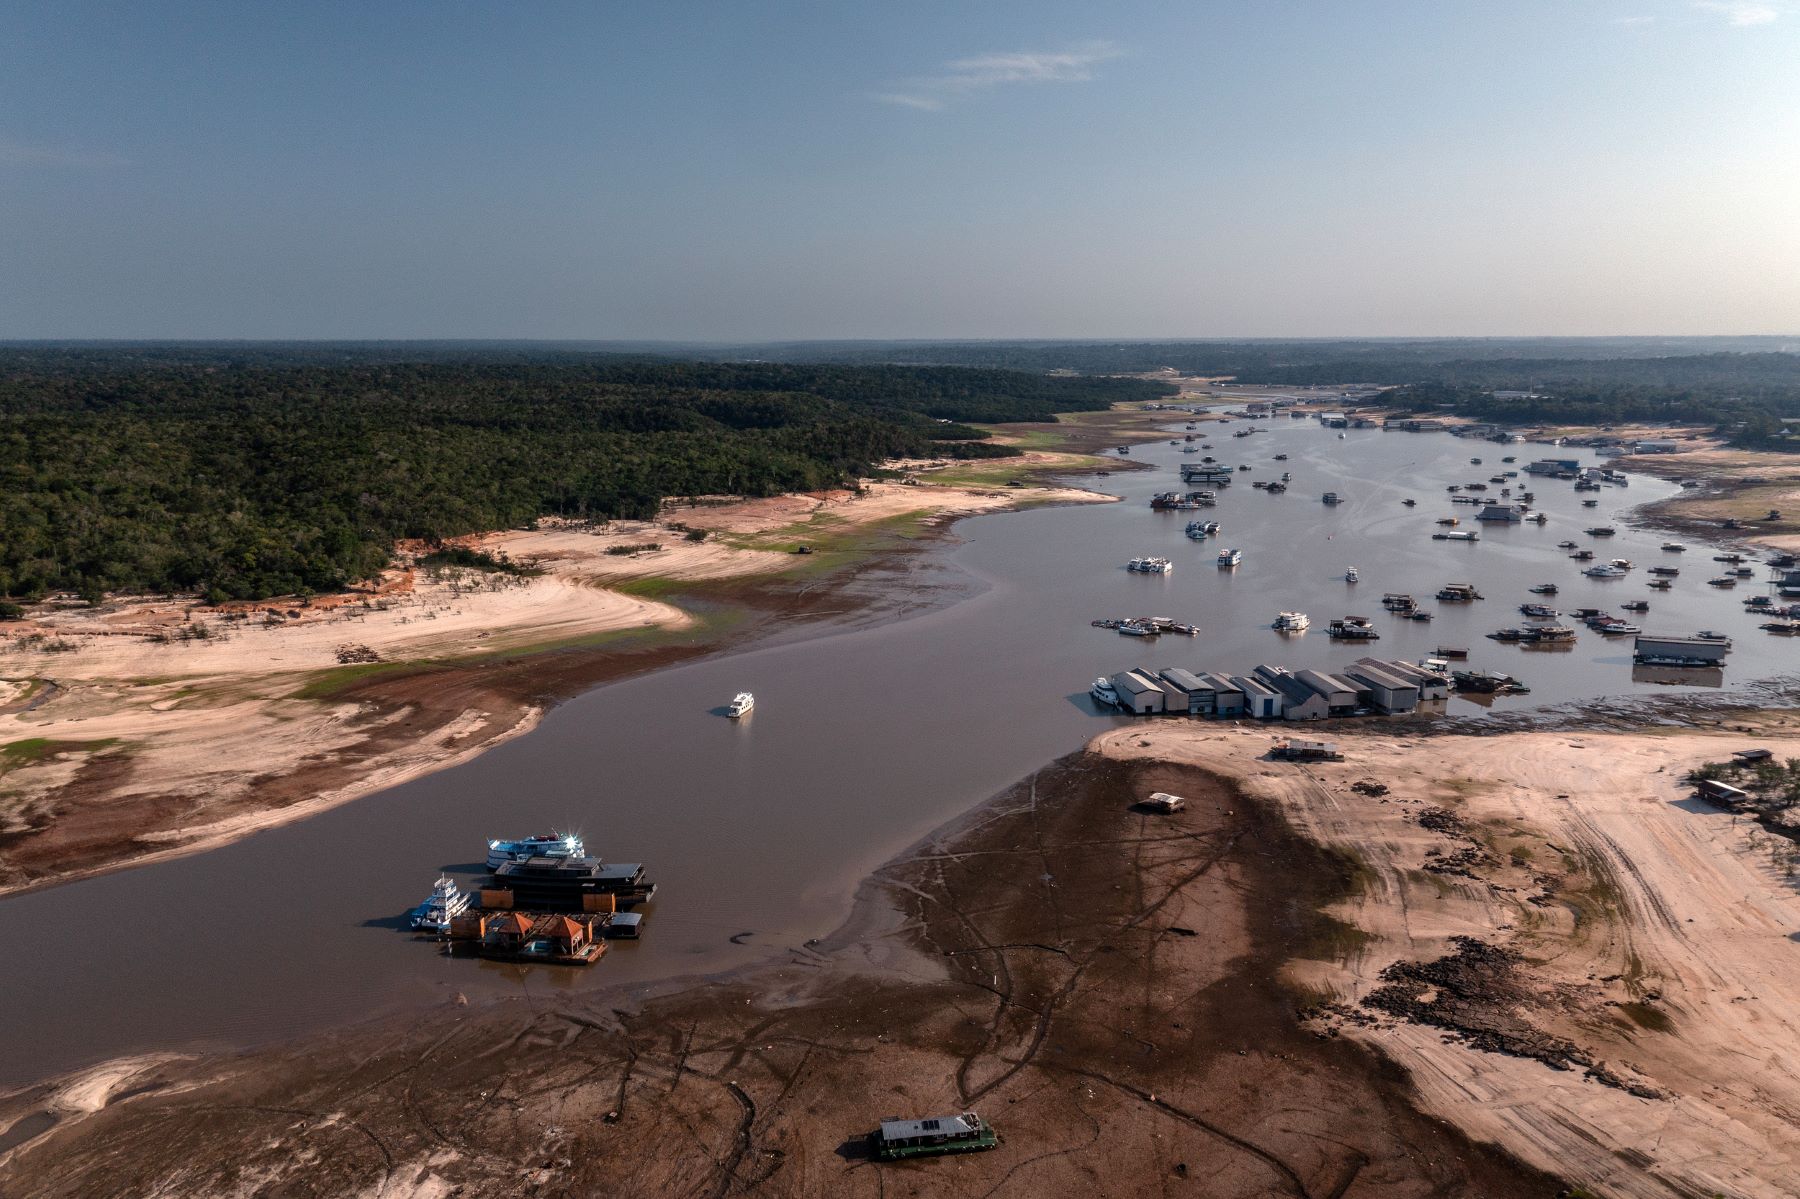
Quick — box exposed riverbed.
[2,416,1790,1089]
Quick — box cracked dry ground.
[4,754,1559,1197]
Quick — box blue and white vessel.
[486,832,585,870]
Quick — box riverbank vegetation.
[0,351,1168,601]
[1378,379,1800,445]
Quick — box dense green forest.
[1378,380,1800,443]
[0,352,1168,602]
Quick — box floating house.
[1632,635,1729,667]
[488,856,656,911]
[1153,667,1212,716]
[1254,666,1333,721]
[1270,738,1343,761]
[1359,656,1450,702]
[1343,661,1421,714]
[1295,669,1361,717]
[1109,669,1167,714]
[1197,672,1247,717]
[1232,674,1283,719]
[1098,659,1450,722]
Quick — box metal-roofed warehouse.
[1344,661,1420,714]
[1254,667,1330,720]
[1231,674,1283,719]
[1198,672,1246,717]
[1295,669,1361,717]
[1633,636,1728,667]
[1155,668,1211,716]
[1358,657,1450,702]
[1110,669,1166,714]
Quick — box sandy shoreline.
[8,692,1800,1193]
[0,463,1114,897]
[1096,719,1800,1198]
[0,748,1561,1197]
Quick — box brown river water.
[1,417,1788,1088]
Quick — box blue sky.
[2,1,1797,339]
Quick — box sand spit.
[0,473,1110,896]
[0,752,1557,1197]
[1096,722,1800,1198]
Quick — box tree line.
[0,353,1169,603]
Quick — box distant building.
[1525,457,1581,475]
[1634,440,1681,454]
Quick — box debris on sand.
[1363,937,1662,1099]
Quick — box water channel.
[3,416,1788,1087]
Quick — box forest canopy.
[0,352,1169,602]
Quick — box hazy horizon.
[5,2,1798,341]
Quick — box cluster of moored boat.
[1116,416,1800,676]
[1092,615,1200,638]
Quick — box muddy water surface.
[1,418,1786,1087]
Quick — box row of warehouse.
[1106,658,1446,720]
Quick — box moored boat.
[411,875,472,933]
[1272,611,1310,632]
[487,833,585,870]
[1091,677,1120,706]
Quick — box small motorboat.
[1529,584,1558,595]
[727,692,755,718]
[1344,566,1359,583]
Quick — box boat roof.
[494,857,643,880]
[879,1113,983,1140]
